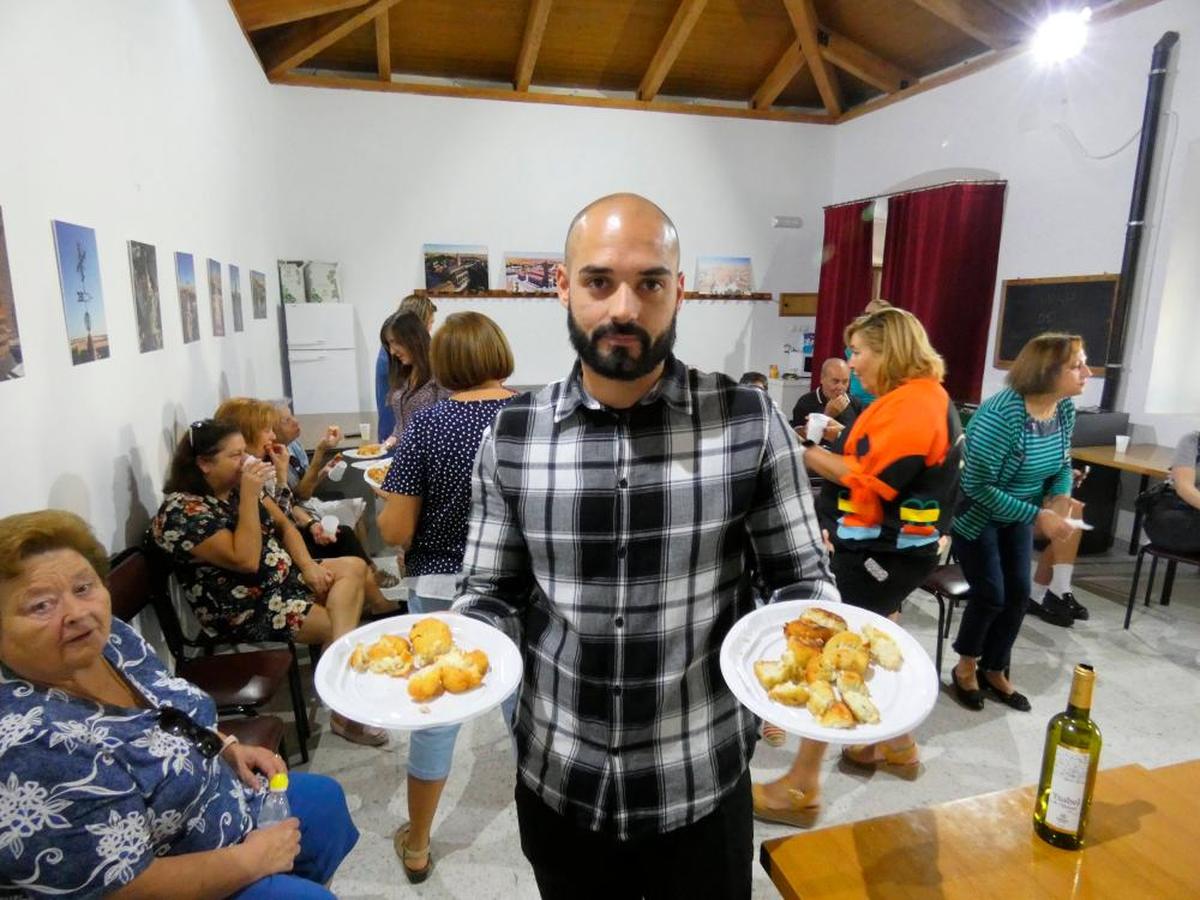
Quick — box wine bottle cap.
[1069,663,1095,710]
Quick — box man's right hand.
[825,393,850,418]
[240,819,301,878]
[318,425,343,451]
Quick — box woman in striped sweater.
[950,334,1088,712]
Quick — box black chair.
[107,543,311,763]
[918,564,971,677]
[1124,544,1200,629]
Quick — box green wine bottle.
[1033,663,1102,850]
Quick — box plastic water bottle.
[257,773,291,828]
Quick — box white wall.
[272,87,834,396]
[831,0,1200,449]
[0,1,285,551]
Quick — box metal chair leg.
[1144,555,1159,608]
[934,592,946,678]
[1124,547,1146,629]
[287,650,310,764]
[1161,560,1177,606]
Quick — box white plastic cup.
[242,453,276,488]
[1114,435,1131,453]
[359,422,372,442]
[328,458,347,482]
[319,514,340,537]
[806,413,831,443]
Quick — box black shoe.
[980,674,1032,712]
[950,667,985,711]
[1060,591,1089,620]
[1032,593,1074,627]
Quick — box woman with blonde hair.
[754,307,963,827]
[376,312,518,882]
[950,333,1086,713]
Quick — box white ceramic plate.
[720,599,938,744]
[342,445,389,460]
[314,613,523,730]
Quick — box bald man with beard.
[451,193,837,898]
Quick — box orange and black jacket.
[817,377,963,556]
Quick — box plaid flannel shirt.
[452,356,838,839]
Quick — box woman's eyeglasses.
[157,706,223,758]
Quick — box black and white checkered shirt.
[453,356,838,839]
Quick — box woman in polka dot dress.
[376,311,517,883]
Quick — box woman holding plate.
[753,307,962,827]
[376,312,517,883]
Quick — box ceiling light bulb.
[1033,7,1092,65]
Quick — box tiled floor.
[282,556,1200,898]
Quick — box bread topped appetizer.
[749,606,904,731]
[348,617,490,703]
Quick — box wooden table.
[1071,443,1175,554]
[295,411,377,450]
[761,760,1200,899]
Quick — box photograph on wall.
[52,219,110,365]
[424,244,489,294]
[175,252,200,344]
[504,253,562,293]
[695,256,754,296]
[250,269,267,319]
[229,263,244,332]
[128,240,163,353]
[0,207,24,380]
[207,258,225,336]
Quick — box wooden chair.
[107,544,310,763]
[1124,543,1200,629]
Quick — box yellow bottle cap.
[268,773,289,792]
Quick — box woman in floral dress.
[152,418,385,746]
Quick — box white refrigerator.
[285,304,360,414]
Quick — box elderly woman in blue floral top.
[0,509,358,898]
[152,418,385,746]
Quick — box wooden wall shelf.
[414,289,773,301]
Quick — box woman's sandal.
[761,722,788,747]
[840,741,922,780]
[393,824,434,884]
[329,714,389,747]
[751,782,821,828]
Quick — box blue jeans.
[407,593,518,781]
[232,772,358,899]
[951,521,1034,672]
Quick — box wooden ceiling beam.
[233,0,369,32]
[906,0,1025,51]
[637,0,709,102]
[981,0,1038,29]
[752,41,806,110]
[821,30,914,94]
[258,0,405,77]
[374,7,390,81]
[514,0,554,92]
[781,0,841,117]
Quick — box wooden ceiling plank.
[821,30,913,94]
[374,7,390,81]
[982,0,1038,29]
[906,0,1024,51]
[751,41,806,110]
[259,0,405,77]
[781,0,841,116]
[637,0,710,102]
[514,0,554,92]
[273,71,835,123]
[234,0,369,32]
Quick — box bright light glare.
[1033,7,1092,64]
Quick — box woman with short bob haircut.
[0,509,358,897]
[376,312,517,882]
[950,333,1088,714]
[755,307,963,827]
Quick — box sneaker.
[1059,591,1089,620]
[1033,592,1075,628]
[374,568,401,589]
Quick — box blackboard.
[995,275,1118,375]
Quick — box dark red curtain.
[881,182,1006,403]
[812,201,874,389]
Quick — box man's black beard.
[567,309,677,381]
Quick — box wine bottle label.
[1044,745,1090,834]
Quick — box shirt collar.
[554,355,692,423]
